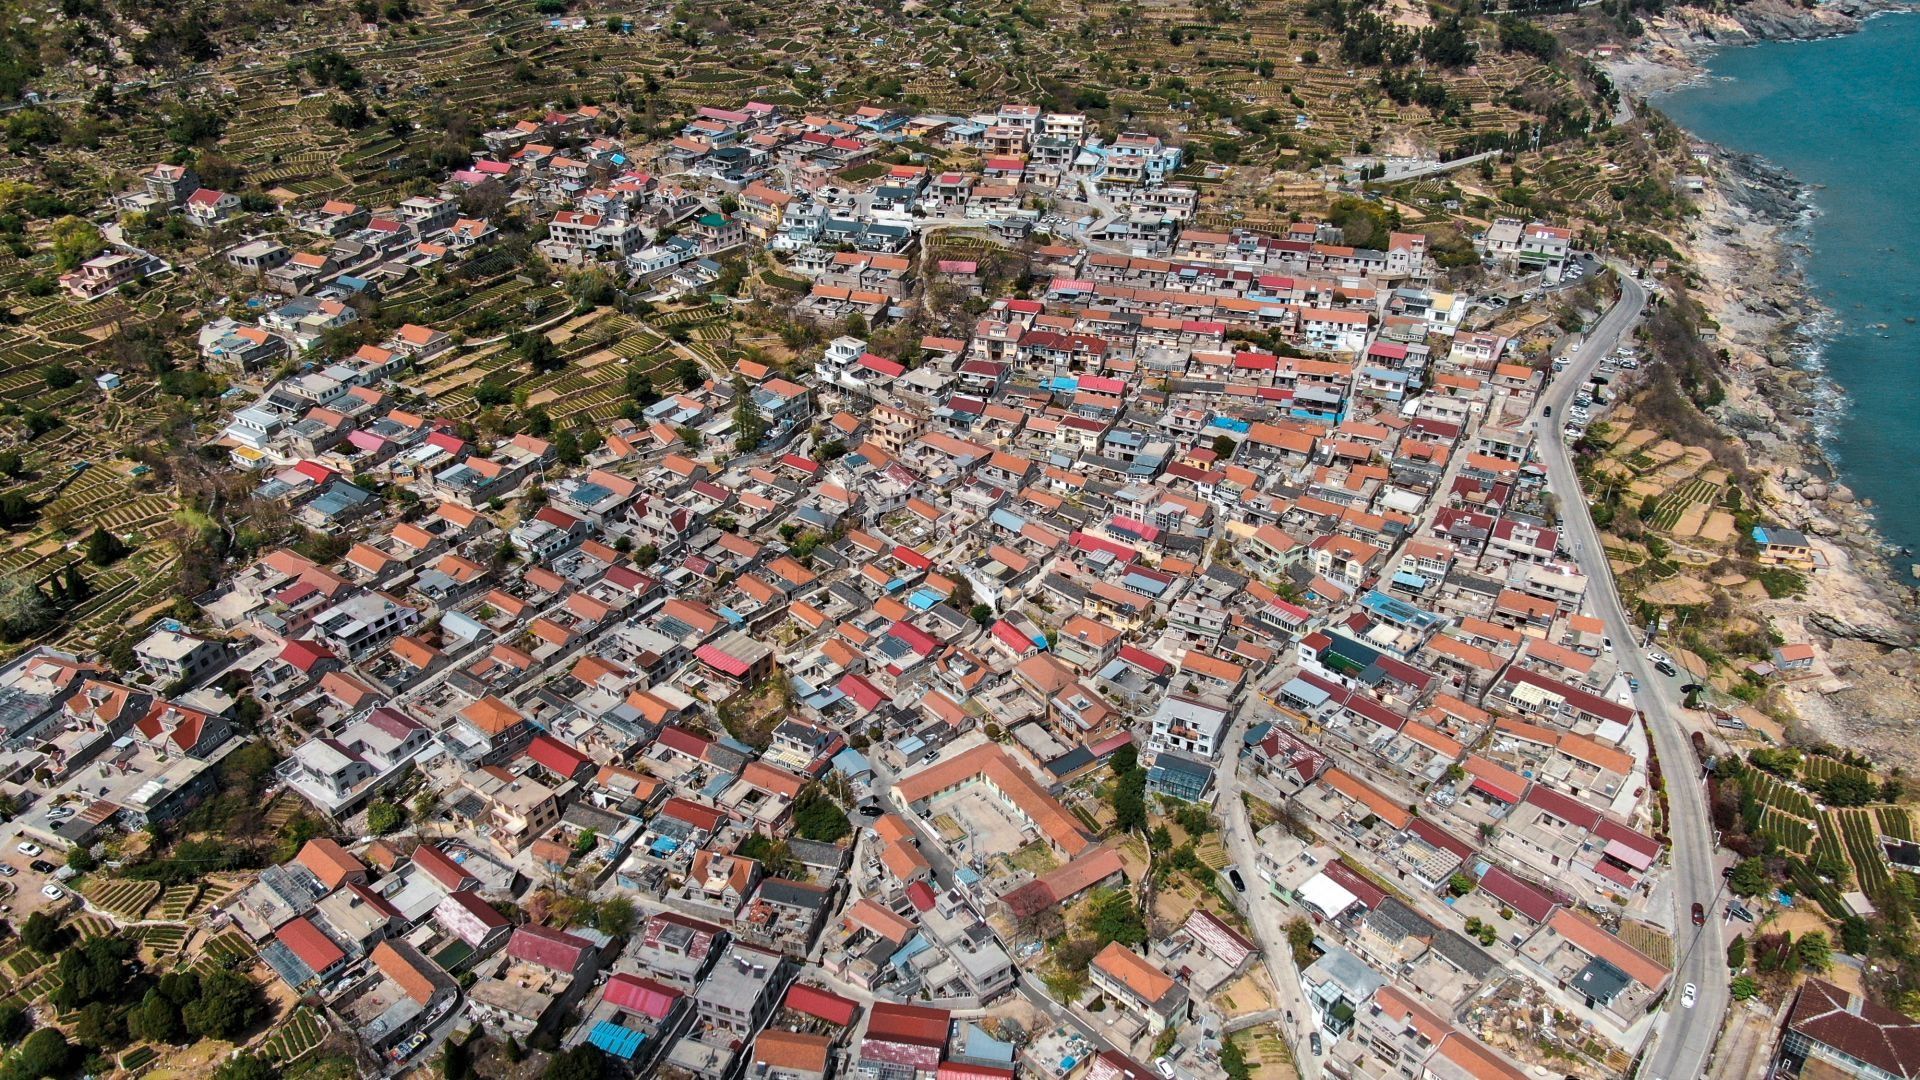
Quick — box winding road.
[1533,271,1729,1080]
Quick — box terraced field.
[261,1007,331,1065]
[84,878,163,920]
[1879,806,1914,842]
[1835,808,1895,902]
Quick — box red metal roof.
[525,733,591,779]
[865,1002,951,1048]
[695,642,756,676]
[905,880,937,912]
[604,973,681,1019]
[275,915,345,974]
[1477,867,1557,924]
[506,924,593,972]
[785,983,860,1026]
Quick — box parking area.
[0,825,78,920]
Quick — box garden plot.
[85,878,163,920]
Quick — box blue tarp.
[587,1022,646,1059]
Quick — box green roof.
[697,213,726,227]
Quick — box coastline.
[1600,0,1920,759]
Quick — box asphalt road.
[1533,271,1729,1080]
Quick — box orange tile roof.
[1092,942,1176,1004]
[1322,767,1411,829]
[894,744,1089,856]
[1547,909,1669,988]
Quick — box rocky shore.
[1602,3,1920,758]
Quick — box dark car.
[1227,868,1246,893]
[1655,660,1679,678]
[28,860,54,874]
[1543,405,1552,417]
[1692,902,1706,926]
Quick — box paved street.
[1215,734,1321,1080]
[1533,271,1730,1079]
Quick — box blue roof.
[1049,376,1079,391]
[650,836,680,855]
[889,933,933,968]
[989,508,1027,533]
[571,481,614,506]
[587,1022,647,1059]
[832,747,873,776]
[955,1024,1016,1065]
[908,587,942,610]
[1391,570,1429,589]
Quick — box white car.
[1647,650,1670,665]
[15,842,41,858]
[1681,983,1697,1009]
[40,884,63,901]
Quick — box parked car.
[40,884,63,901]
[1681,983,1697,1009]
[0,865,14,878]
[1655,660,1679,678]
[1227,868,1246,893]
[28,860,54,875]
[14,842,40,858]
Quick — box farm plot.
[261,1007,330,1064]
[85,878,163,920]
[1757,807,1814,856]
[134,925,191,959]
[1836,808,1895,901]
[66,913,115,942]
[158,884,203,919]
[1812,810,1849,875]
[1749,772,1816,819]
[1804,755,1876,789]
[1878,806,1914,842]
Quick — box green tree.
[212,1053,279,1080]
[0,490,35,528]
[1727,933,1747,971]
[521,332,563,374]
[593,897,637,936]
[85,527,128,566]
[791,784,851,843]
[732,376,767,452]
[0,1003,25,1045]
[1729,857,1769,897]
[1285,918,1316,969]
[20,910,65,954]
[1111,763,1147,833]
[182,969,267,1039]
[1084,889,1147,945]
[1731,974,1760,1000]
[366,801,405,835]
[12,1028,72,1079]
[48,216,106,272]
[52,936,138,1010]
[1795,931,1832,973]
[1211,434,1237,460]
[542,1044,607,1080]
[128,988,186,1044]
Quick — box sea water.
[1659,13,1920,570]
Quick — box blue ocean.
[1659,13,1920,570]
